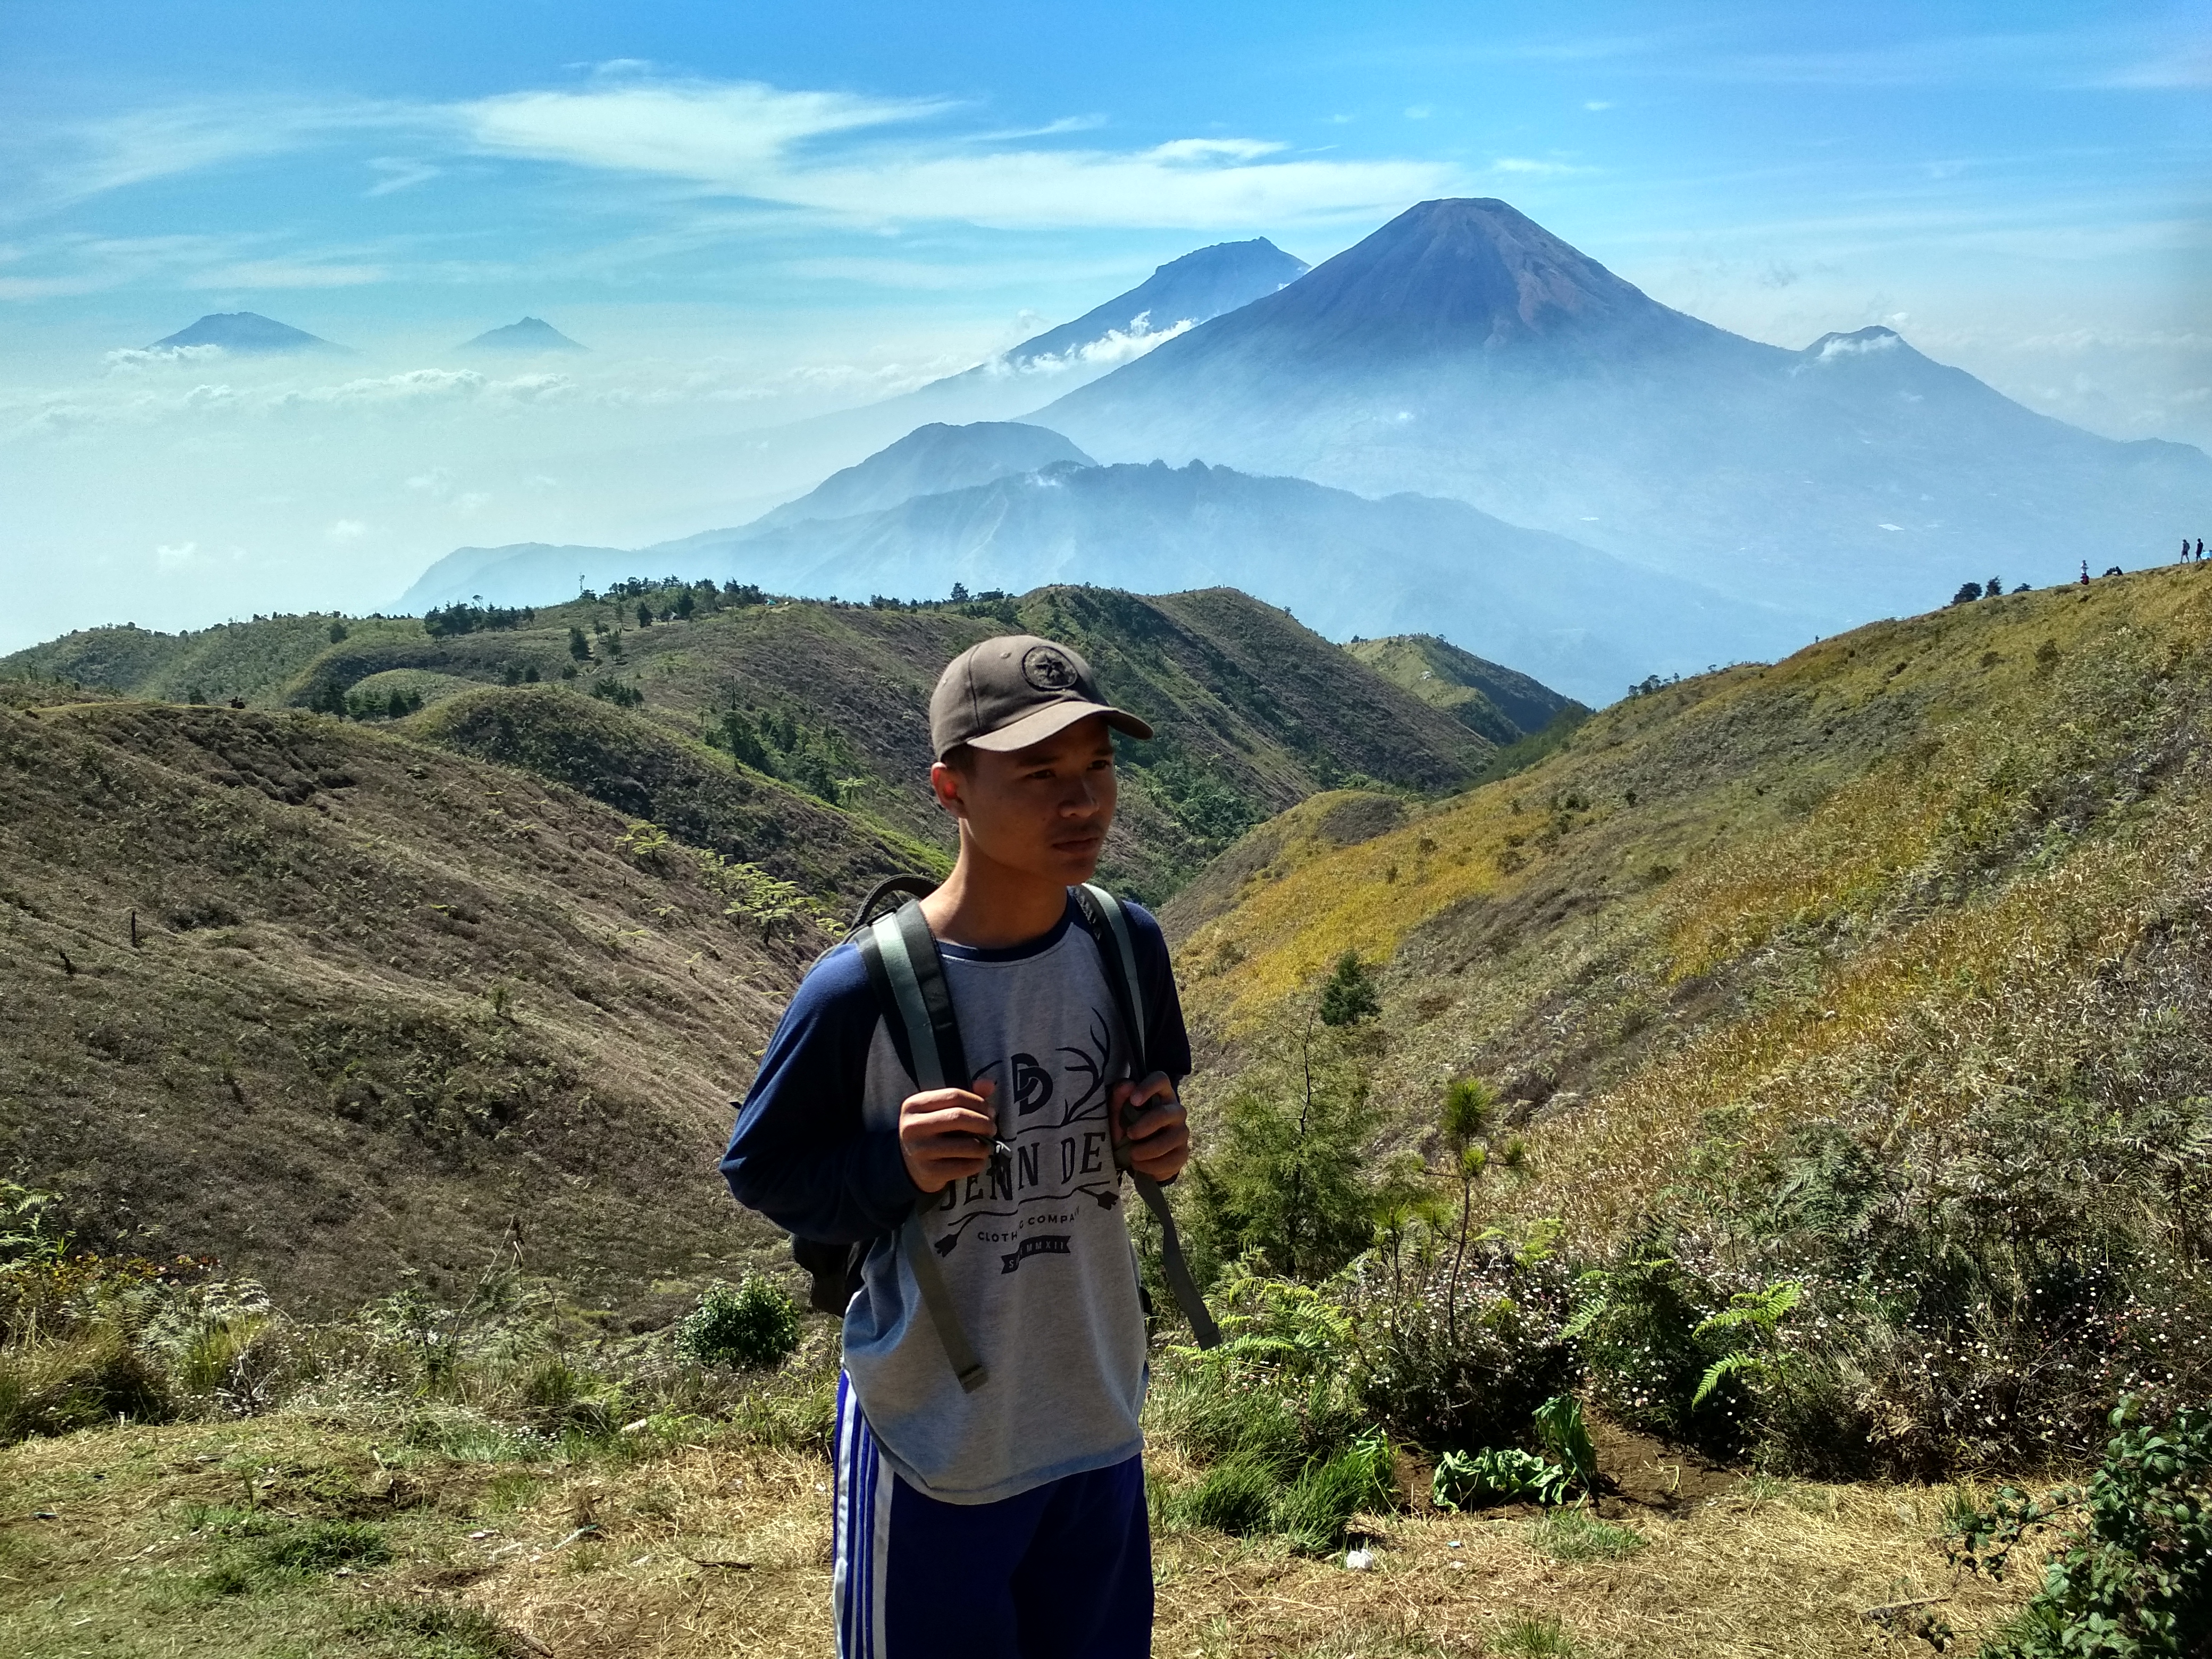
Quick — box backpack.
[790,875,1220,1390]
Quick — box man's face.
[932,714,1118,884]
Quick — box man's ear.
[929,759,965,817]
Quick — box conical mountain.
[150,312,348,355]
[1184,199,1713,361]
[460,316,586,353]
[1036,199,2210,634]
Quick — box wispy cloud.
[450,78,1455,229]
[3,98,402,219]
[365,157,441,197]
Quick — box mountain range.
[396,199,2207,701]
[403,420,1781,705]
[1034,199,2210,627]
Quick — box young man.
[720,633,1193,1659]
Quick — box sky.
[1,1,2206,652]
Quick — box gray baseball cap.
[929,634,1153,759]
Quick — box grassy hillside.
[1166,565,2212,1471]
[1345,632,1582,743]
[6,583,1504,903]
[0,689,915,1318]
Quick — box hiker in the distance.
[721,634,1194,1659]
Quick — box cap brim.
[961,700,1153,754]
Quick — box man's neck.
[920,847,1071,949]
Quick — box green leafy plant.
[1432,1446,1571,1510]
[1947,1399,2209,1657]
[1533,1393,1599,1494]
[676,1278,801,1371]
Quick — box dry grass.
[0,1412,2044,1659]
[1166,567,2212,1240]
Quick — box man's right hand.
[899,1077,999,1195]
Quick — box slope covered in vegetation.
[0,689,902,1316]
[5,583,1516,903]
[1166,565,2212,1476]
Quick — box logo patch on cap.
[1021,645,1079,692]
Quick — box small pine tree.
[327,620,348,643]
[674,590,695,620]
[568,626,591,661]
[1985,574,2003,598]
[1950,581,1984,606]
[1318,950,1381,1026]
[635,601,652,630]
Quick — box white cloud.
[1583,100,1614,111]
[105,343,226,370]
[365,157,441,197]
[325,518,367,540]
[155,540,199,568]
[185,259,387,289]
[1490,156,1590,176]
[4,98,400,217]
[1816,331,1902,359]
[996,313,1196,376]
[453,78,1456,229]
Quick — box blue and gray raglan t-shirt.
[719,894,1190,1506]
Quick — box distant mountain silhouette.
[150,312,348,355]
[750,422,1095,530]
[403,450,1782,703]
[396,543,625,613]
[994,238,1309,370]
[459,317,586,353]
[694,239,1313,509]
[1034,199,2212,631]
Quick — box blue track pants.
[831,1373,1153,1658]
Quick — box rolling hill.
[1344,632,1582,743]
[3,583,1527,906]
[0,580,1549,1315]
[1161,562,2212,1462]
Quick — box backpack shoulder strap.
[853,896,988,1392]
[1074,883,1147,1077]
[1071,883,1220,1350]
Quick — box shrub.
[1562,1246,1732,1449]
[1948,1400,2210,1657]
[676,1278,801,1371]
[1350,1233,1578,1456]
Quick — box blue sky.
[1,1,2206,647]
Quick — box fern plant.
[1691,1278,1803,1409]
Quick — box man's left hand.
[1111,1072,1190,1183]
